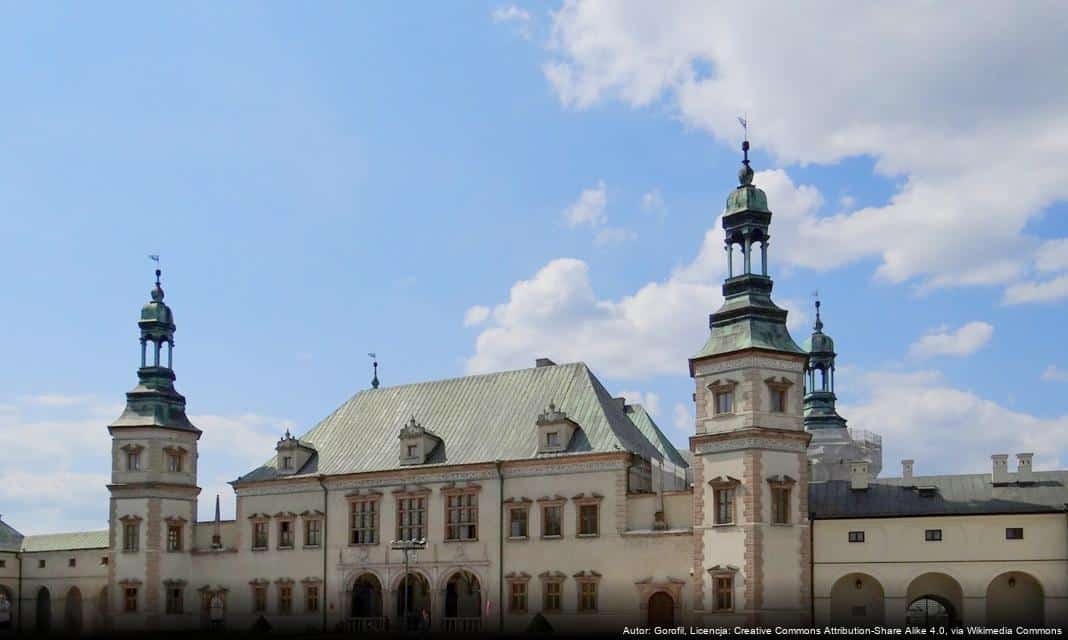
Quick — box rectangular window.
[278,521,294,548]
[924,529,942,542]
[848,531,865,543]
[445,493,478,541]
[714,390,734,415]
[542,505,562,537]
[406,444,417,457]
[167,525,182,551]
[509,582,527,613]
[305,585,319,612]
[124,587,138,612]
[253,586,267,613]
[278,585,292,614]
[0,560,5,568]
[578,582,598,612]
[167,453,182,473]
[101,556,108,565]
[252,522,268,549]
[546,431,560,447]
[578,504,599,536]
[771,487,790,524]
[126,450,141,471]
[282,456,293,470]
[770,387,787,413]
[713,575,733,611]
[714,488,735,525]
[1006,527,1024,540]
[166,587,183,614]
[397,496,427,541]
[508,508,528,538]
[68,558,76,567]
[38,559,45,569]
[543,581,561,612]
[305,519,321,547]
[123,523,140,551]
[350,500,378,545]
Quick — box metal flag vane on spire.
[738,114,750,165]
[368,352,380,389]
[149,254,161,285]
[812,290,823,331]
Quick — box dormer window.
[536,403,579,454]
[275,430,315,476]
[398,416,441,466]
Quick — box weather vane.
[368,352,380,389]
[149,254,161,284]
[737,114,750,165]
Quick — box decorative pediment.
[163,515,188,524]
[119,444,145,453]
[197,585,229,593]
[571,492,604,503]
[392,485,431,496]
[536,494,567,504]
[763,376,794,387]
[707,475,741,488]
[441,482,481,495]
[503,497,533,504]
[505,571,531,581]
[162,445,188,455]
[538,570,567,580]
[345,489,383,499]
[118,578,143,586]
[707,564,740,574]
[299,509,325,518]
[249,578,269,586]
[247,512,270,521]
[273,511,297,520]
[274,577,295,585]
[119,514,143,523]
[300,576,322,584]
[162,578,187,587]
[705,379,738,391]
[573,570,602,581]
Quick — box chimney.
[1016,453,1034,483]
[849,460,870,491]
[992,454,1010,484]
[613,397,627,411]
[535,358,556,368]
[901,459,914,480]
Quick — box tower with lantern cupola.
[688,141,811,626]
[107,269,201,631]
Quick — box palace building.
[1,146,1065,634]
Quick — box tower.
[803,301,883,480]
[689,142,811,626]
[107,269,201,631]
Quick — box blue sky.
[2,2,1067,534]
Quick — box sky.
[2,2,1067,535]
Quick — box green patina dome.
[803,331,834,354]
[725,184,769,215]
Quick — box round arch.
[391,571,431,631]
[647,591,675,627]
[829,573,884,626]
[64,586,83,635]
[986,572,1043,626]
[0,584,15,631]
[906,573,963,626]
[35,587,51,633]
[442,570,481,619]
[350,573,385,619]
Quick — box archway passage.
[443,571,481,633]
[829,573,885,626]
[906,573,963,626]
[648,591,675,627]
[64,587,82,635]
[0,584,15,631]
[987,572,1043,626]
[35,587,51,634]
[350,574,385,631]
[394,573,430,632]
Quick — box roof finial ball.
[151,268,164,302]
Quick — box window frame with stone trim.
[121,444,144,472]
[574,571,601,613]
[537,496,566,539]
[123,586,139,613]
[163,445,186,473]
[708,477,739,526]
[707,379,738,416]
[120,515,142,552]
[165,519,184,552]
[764,376,793,414]
[573,493,603,537]
[505,498,532,539]
[276,512,297,549]
[249,514,270,550]
[276,580,294,614]
[250,580,269,613]
[539,572,566,613]
[767,475,795,525]
[394,487,430,542]
[302,510,324,548]
[506,572,531,614]
[164,580,186,615]
[302,578,321,613]
[443,484,480,541]
[709,567,736,612]
[848,530,865,543]
[347,493,381,546]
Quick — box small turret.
[802,299,847,431]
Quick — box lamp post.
[390,539,426,631]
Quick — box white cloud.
[839,194,855,210]
[563,180,608,227]
[1035,238,1068,273]
[907,321,994,359]
[1042,365,1068,383]
[618,390,660,417]
[1003,274,1068,305]
[593,226,637,246]
[464,305,491,327]
[466,169,819,378]
[492,5,531,24]
[641,188,666,216]
[842,370,1068,475]
[541,1,1068,293]
[671,403,693,435]
[22,393,96,407]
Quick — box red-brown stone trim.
[691,450,706,611]
[742,450,764,625]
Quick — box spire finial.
[148,255,165,301]
[368,352,380,389]
[813,290,823,332]
[737,115,754,186]
[214,494,221,523]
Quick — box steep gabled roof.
[236,362,685,483]
[0,517,24,552]
[21,530,108,552]
[624,404,688,469]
